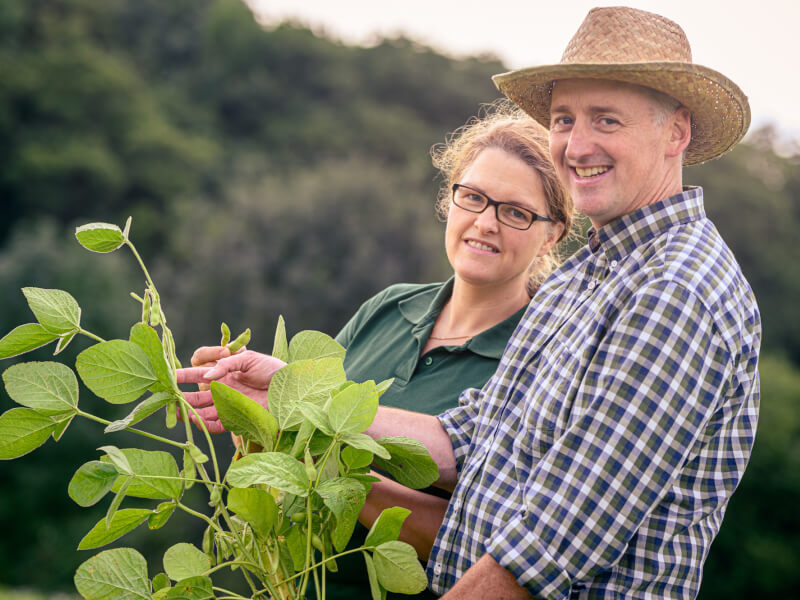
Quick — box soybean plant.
[0,218,438,600]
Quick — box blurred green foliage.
[0,0,797,596]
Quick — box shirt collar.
[586,187,705,262]
[398,277,525,360]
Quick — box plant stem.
[78,329,106,343]
[177,501,221,529]
[277,546,373,586]
[76,410,186,450]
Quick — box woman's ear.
[666,106,692,158]
[537,222,565,257]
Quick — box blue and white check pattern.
[428,188,761,599]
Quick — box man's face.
[548,78,678,229]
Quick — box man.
[181,7,760,599]
[365,6,760,599]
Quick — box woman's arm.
[359,472,448,561]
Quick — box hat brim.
[493,62,750,165]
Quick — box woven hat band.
[561,7,692,65]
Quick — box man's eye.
[552,116,573,128]
[599,117,619,126]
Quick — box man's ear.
[666,106,692,158]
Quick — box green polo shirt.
[324,278,527,599]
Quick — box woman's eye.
[465,193,485,204]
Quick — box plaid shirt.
[428,188,761,599]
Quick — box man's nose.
[564,119,595,161]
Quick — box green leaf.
[226,452,310,496]
[373,541,428,594]
[342,446,373,470]
[163,543,211,581]
[54,330,78,355]
[210,381,278,450]
[74,547,150,599]
[76,340,158,404]
[104,392,174,433]
[105,477,131,527]
[164,576,214,599]
[365,507,411,547]
[98,445,133,475]
[52,413,74,441]
[22,287,81,335]
[2,361,79,416]
[296,401,334,436]
[272,315,289,362]
[328,381,380,434]
[129,323,173,392]
[153,572,171,592]
[0,323,59,359]
[268,358,346,430]
[289,330,346,362]
[75,222,126,253]
[69,460,119,507]
[105,448,183,500]
[363,552,384,600]
[149,502,177,530]
[374,436,439,489]
[340,432,391,460]
[285,526,306,571]
[0,407,57,459]
[376,378,394,396]
[316,477,367,552]
[78,508,151,550]
[227,487,278,537]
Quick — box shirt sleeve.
[334,286,393,348]
[437,386,484,474]
[486,279,736,600]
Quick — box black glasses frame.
[451,183,553,230]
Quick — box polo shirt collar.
[398,277,525,360]
[587,187,705,262]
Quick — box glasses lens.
[453,186,487,212]
[497,204,534,229]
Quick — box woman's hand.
[177,350,286,433]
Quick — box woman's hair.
[430,100,575,294]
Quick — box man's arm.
[441,555,532,600]
[366,405,458,490]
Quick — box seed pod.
[220,322,231,346]
[290,511,307,524]
[226,328,251,353]
[141,291,152,324]
[304,447,317,482]
[311,533,325,553]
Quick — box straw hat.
[492,6,750,165]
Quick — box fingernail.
[204,367,220,380]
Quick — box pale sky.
[247,0,800,146]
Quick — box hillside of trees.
[0,0,798,597]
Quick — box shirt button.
[610,259,618,268]
[587,280,596,290]
[424,356,433,366]
[434,563,442,575]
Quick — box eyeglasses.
[451,183,553,230]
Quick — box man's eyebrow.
[551,103,620,114]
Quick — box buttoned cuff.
[485,513,572,600]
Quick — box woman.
[183,103,573,598]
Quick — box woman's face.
[445,147,563,291]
